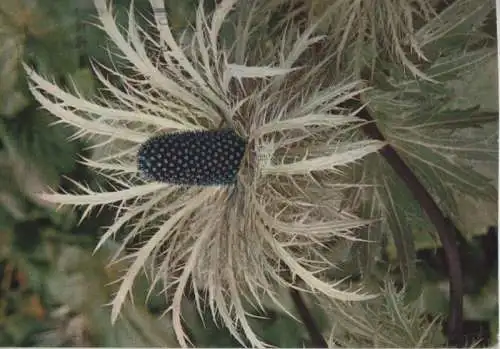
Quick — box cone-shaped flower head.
[138,129,247,185]
[27,0,383,346]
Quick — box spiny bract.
[27,0,385,347]
[137,129,247,185]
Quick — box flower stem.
[354,101,464,347]
[289,288,328,347]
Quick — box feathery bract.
[27,0,384,346]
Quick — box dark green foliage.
[185,304,319,348]
[0,107,79,185]
[354,0,498,286]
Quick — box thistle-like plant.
[325,281,446,347]
[266,0,437,79]
[26,0,383,346]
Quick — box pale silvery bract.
[26,0,383,346]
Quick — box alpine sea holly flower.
[137,129,247,185]
[27,0,383,346]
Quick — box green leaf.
[41,244,180,347]
[397,142,496,201]
[347,157,384,277]
[14,258,47,295]
[420,282,449,315]
[394,127,497,163]
[376,164,418,281]
[383,47,495,93]
[415,0,494,53]
[463,280,498,321]
[250,310,309,347]
[424,48,495,82]
[327,282,445,347]
[445,55,498,111]
[0,10,24,92]
[12,220,42,253]
[406,106,498,130]
[68,68,97,99]
[163,0,200,30]
[3,315,45,346]
[453,192,497,239]
[0,107,80,185]
[80,0,155,68]
[490,315,498,344]
[354,194,383,275]
[181,299,243,347]
[22,13,79,76]
[0,8,28,118]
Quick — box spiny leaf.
[375,162,418,282]
[326,281,446,347]
[424,48,495,82]
[405,106,498,130]
[395,141,496,201]
[415,0,494,52]
[391,126,497,162]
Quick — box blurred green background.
[0,0,497,346]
